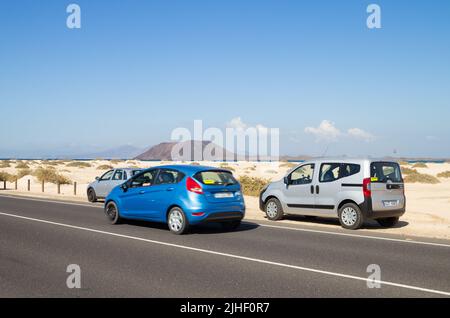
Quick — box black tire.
[265,198,284,221]
[105,201,121,224]
[338,203,364,230]
[377,217,399,228]
[87,188,97,203]
[167,207,189,235]
[220,220,241,231]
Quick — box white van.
[259,158,406,230]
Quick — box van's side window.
[290,164,314,185]
[319,163,340,183]
[341,164,361,178]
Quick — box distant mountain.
[134,140,236,161]
[75,145,147,159]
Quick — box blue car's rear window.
[194,170,237,186]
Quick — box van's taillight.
[363,178,372,198]
[186,177,203,194]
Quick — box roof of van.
[300,157,399,163]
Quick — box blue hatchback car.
[104,165,245,234]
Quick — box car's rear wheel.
[338,203,364,230]
[168,207,189,235]
[220,220,241,231]
[87,188,97,203]
[105,201,121,224]
[265,198,284,221]
[377,217,399,228]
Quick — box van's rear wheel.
[265,198,284,221]
[377,217,399,228]
[338,203,364,230]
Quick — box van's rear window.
[370,162,403,183]
[194,171,237,186]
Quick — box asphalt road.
[1,194,450,298]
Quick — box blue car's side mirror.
[121,183,128,192]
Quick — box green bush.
[437,171,450,178]
[97,164,113,170]
[33,167,71,184]
[66,161,92,168]
[238,175,270,197]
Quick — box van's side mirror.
[95,176,100,181]
[284,176,289,187]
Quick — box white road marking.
[1,193,450,248]
[1,211,449,297]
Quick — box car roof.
[143,164,230,174]
[300,157,400,164]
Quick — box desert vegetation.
[66,161,92,168]
[412,162,428,168]
[15,162,30,169]
[238,175,269,196]
[33,167,71,184]
[97,164,113,170]
[437,171,450,178]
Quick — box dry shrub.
[401,167,418,175]
[17,168,32,179]
[0,161,11,168]
[190,162,200,166]
[0,171,15,182]
[219,163,235,172]
[404,172,440,184]
[437,171,450,178]
[412,162,428,168]
[280,162,297,169]
[238,175,270,197]
[66,161,92,168]
[16,162,29,169]
[398,161,409,166]
[33,167,71,184]
[97,164,113,170]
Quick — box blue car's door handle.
[166,187,174,191]
[139,190,146,194]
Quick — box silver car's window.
[112,170,124,181]
[319,163,340,183]
[100,170,114,181]
[290,164,314,185]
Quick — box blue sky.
[1,0,449,158]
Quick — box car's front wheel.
[377,217,399,228]
[338,203,364,230]
[87,188,97,203]
[105,201,121,224]
[167,207,189,235]
[265,198,284,221]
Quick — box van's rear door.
[370,162,405,212]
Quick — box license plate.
[214,192,233,198]
[383,200,399,207]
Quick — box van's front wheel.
[377,217,399,228]
[338,203,364,230]
[265,198,284,221]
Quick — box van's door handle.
[310,185,314,194]
[166,187,174,191]
[316,185,320,194]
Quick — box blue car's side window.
[130,170,158,188]
[154,169,184,185]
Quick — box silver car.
[87,168,142,202]
[259,158,406,230]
